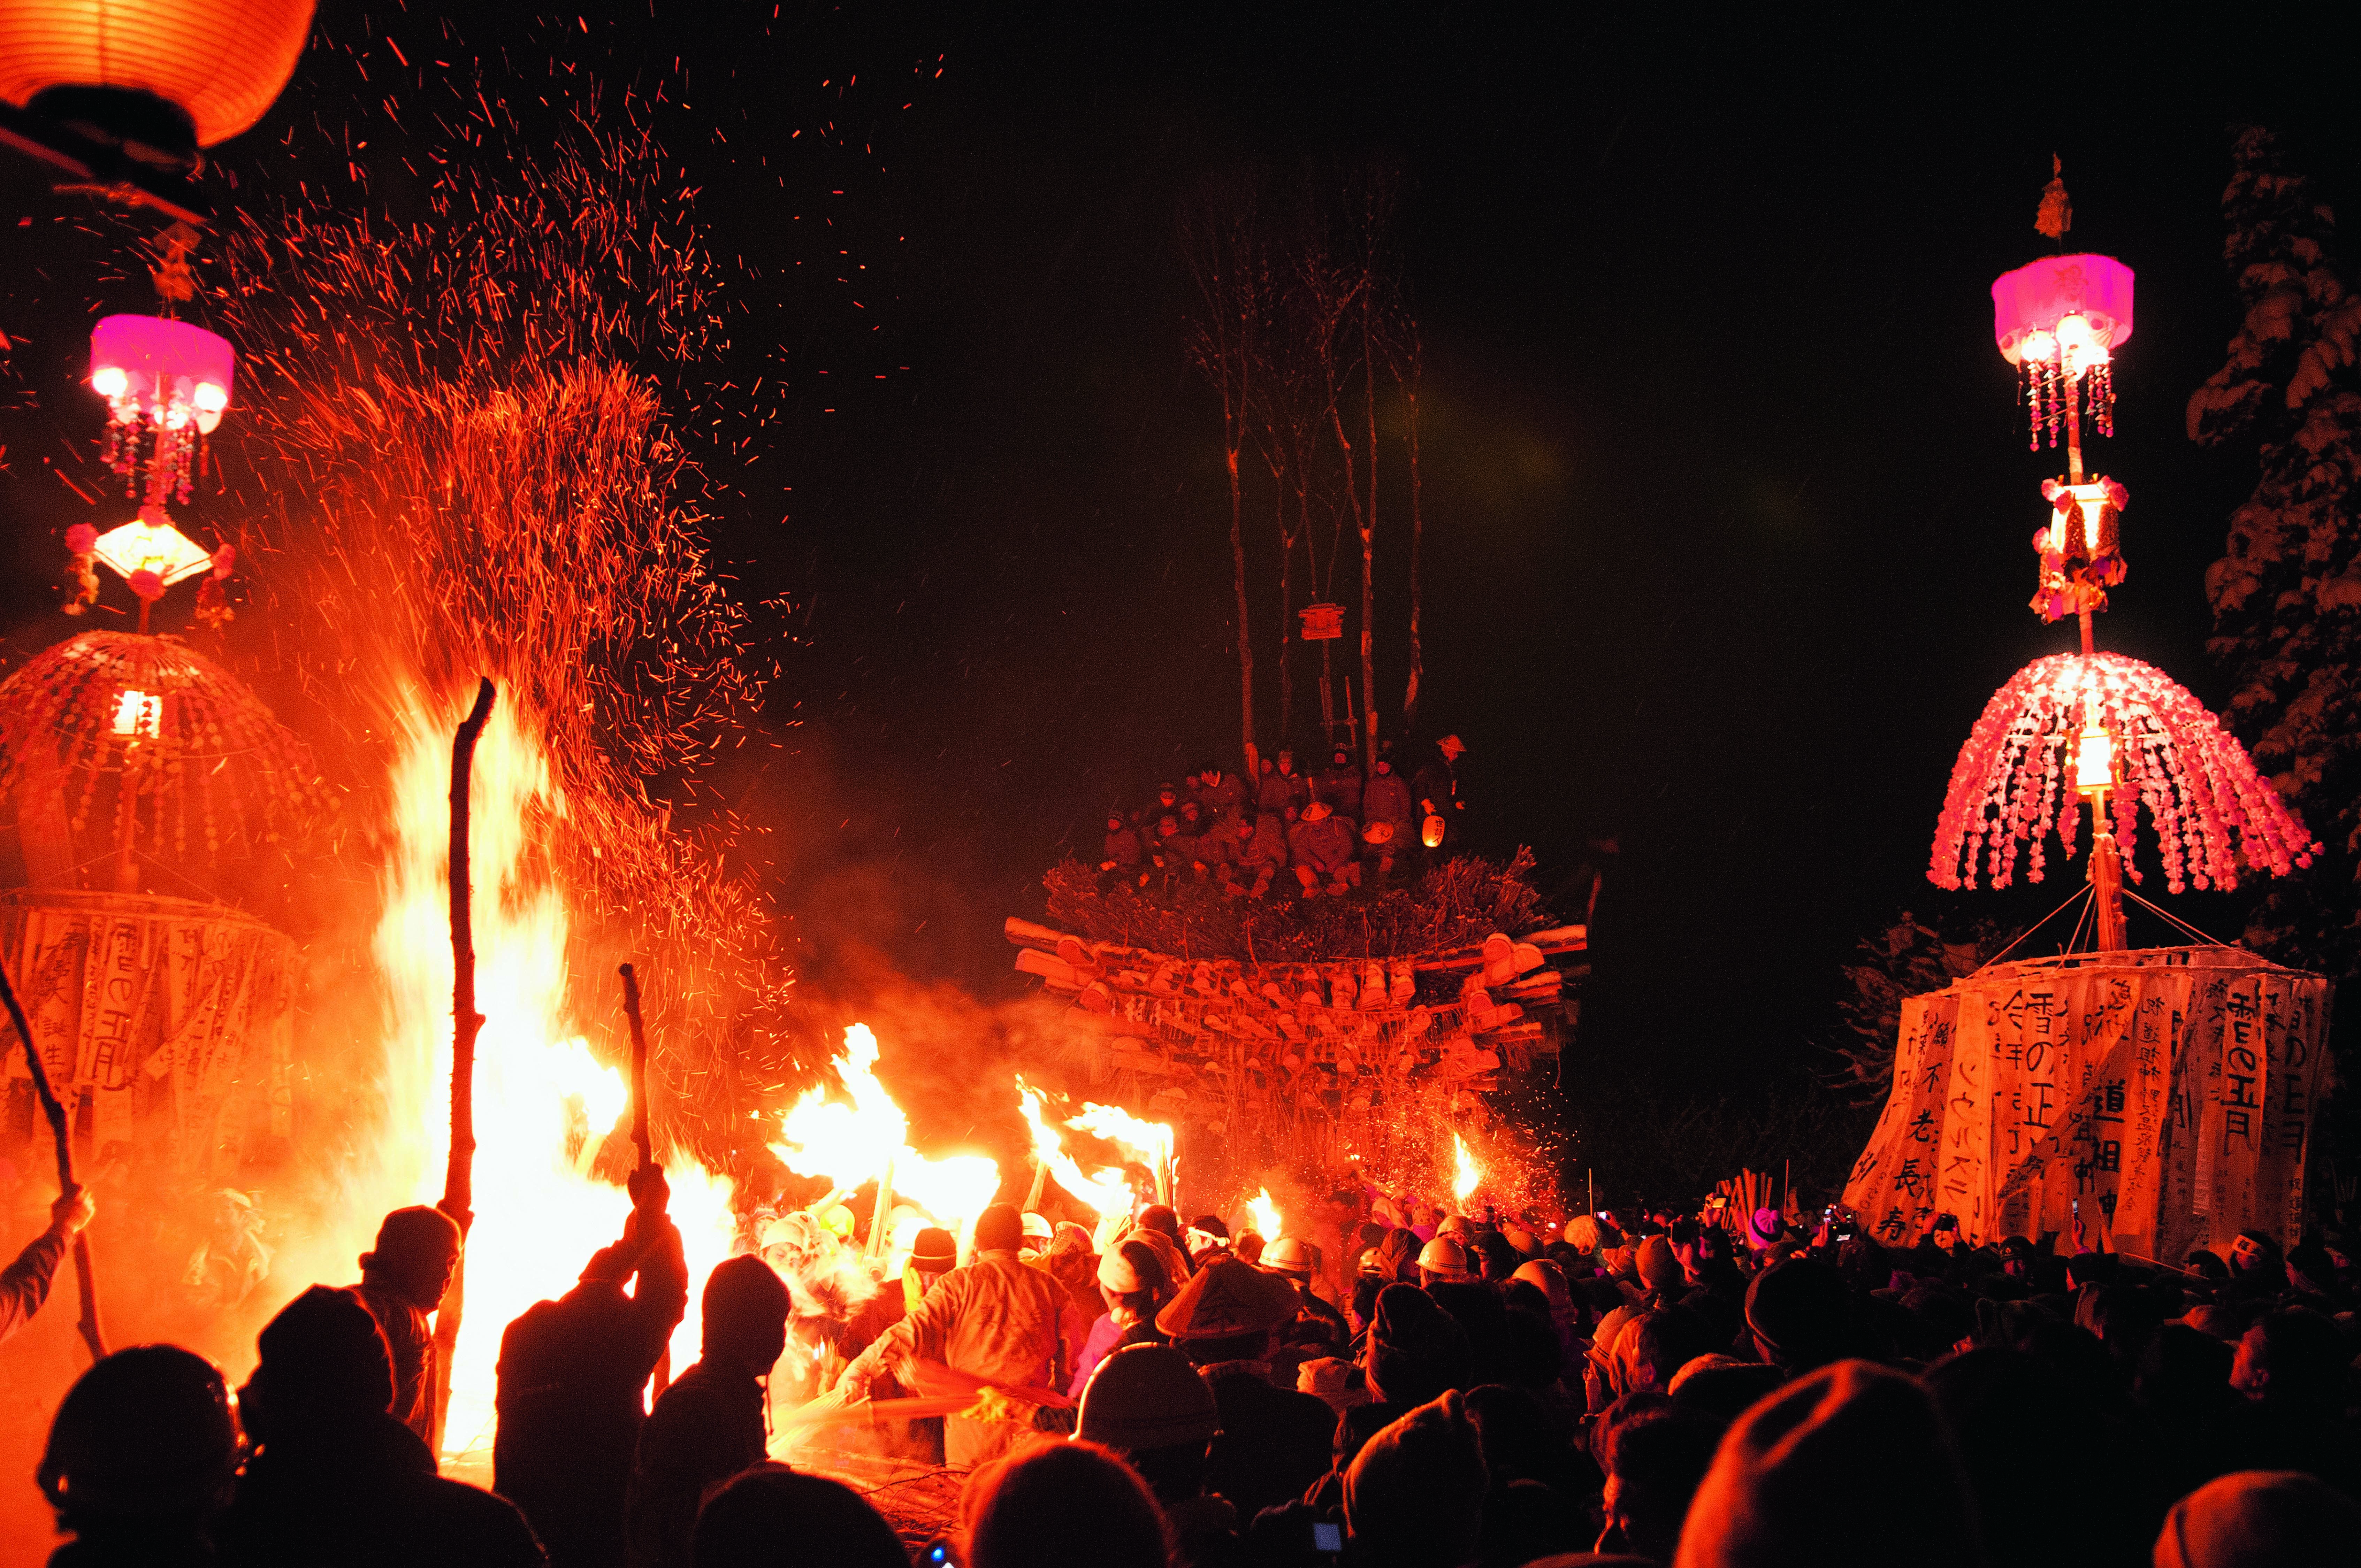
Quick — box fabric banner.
[1844,947,2333,1257]
[1,888,297,1175]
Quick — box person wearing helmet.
[494,1166,686,1568]
[1261,1236,1351,1349]
[1288,800,1360,897]
[350,1204,464,1446]
[1417,1235,1475,1289]
[1,1182,94,1343]
[220,1286,543,1566]
[39,1344,238,1564]
[1315,745,1364,823]
[836,1204,1090,1466]
[625,1255,793,1568]
[1076,1345,1237,1563]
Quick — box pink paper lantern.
[87,313,236,506]
[1929,652,2315,896]
[1992,253,2134,450]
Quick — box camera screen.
[1312,1522,1344,1552]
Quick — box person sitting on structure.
[1316,745,1365,823]
[1137,781,1183,830]
[1289,800,1361,897]
[1099,814,1145,887]
[1,1183,94,1343]
[350,1205,463,1448]
[1256,750,1310,815]
[1221,812,1289,899]
[1363,753,1415,846]
[1195,764,1244,820]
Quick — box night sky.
[6,5,2361,1107]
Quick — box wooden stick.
[620,963,653,1173]
[0,956,102,1363]
[619,961,671,1398]
[431,677,496,1456]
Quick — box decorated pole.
[0,957,103,1362]
[430,677,496,1455]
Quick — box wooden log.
[431,676,496,1458]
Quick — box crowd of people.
[11,1165,2361,1567]
[1100,738,1467,901]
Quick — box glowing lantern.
[1298,602,1345,641]
[2028,477,2128,623]
[1929,652,2314,896]
[110,687,160,739]
[1992,253,2133,448]
[0,1,316,158]
[89,314,235,506]
[1422,814,1446,849]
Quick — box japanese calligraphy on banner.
[1,887,296,1175]
[1844,946,2332,1259]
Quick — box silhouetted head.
[972,1204,1024,1255]
[702,1254,792,1372]
[359,1205,463,1309]
[694,1463,907,1568]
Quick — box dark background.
[6,3,2360,1117]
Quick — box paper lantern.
[1929,651,2314,896]
[0,1,315,155]
[1299,602,1345,641]
[1991,253,2134,448]
[89,314,235,506]
[2028,476,2128,623]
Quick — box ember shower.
[205,90,797,1462]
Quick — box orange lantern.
[1298,602,1345,641]
[1422,814,1447,850]
[0,0,315,163]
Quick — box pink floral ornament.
[1929,652,2316,895]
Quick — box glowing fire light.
[1930,652,2316,894]
[1246,1187,1282,1241]
[376,686,738,1469]
[1066,1101,1175,1202]
[1016,1077,1137,1220]
[2073,723,2114,793]
[768,1024,1001,1251]
[1452,1133,1481,1207]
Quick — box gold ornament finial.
[2035,154,2072,243]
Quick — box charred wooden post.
[431,676,496,1455]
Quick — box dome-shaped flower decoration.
[0,630,327,869]
[1930,652,2315,894]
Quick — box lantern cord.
[1972,883,2094,975]
[2064,891,2097,955]
[2119,886,2240,950]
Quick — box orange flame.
[1247,1187,1282,1241]
[1452,1132,1482,1208]
[1015,1076,1136,1220]
[376,685,737,1470]
[768,1024,1000,1253]
[1067,1101,1176,1201]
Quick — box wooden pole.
[0,956,102,1362]
[430,677,496,1456]
[618,961,672,1398]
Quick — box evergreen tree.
[2190,127,2361,978]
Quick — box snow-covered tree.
[2190,127,2361,978]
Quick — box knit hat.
[1076,1345,1220,1453]
[1344,1391,1488,1566]
[1747,1207,1784,1246]
[1672,1359,1981,1568]
[1364,1283,1472,1406]
[2153,1470,2361,1568]
[1637,1235,1684,1293]
[1155,1256,1300,1340]
[909,1228,957,1273]
[972,1204,1024,1254]
[1743,1258,1851,1369]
